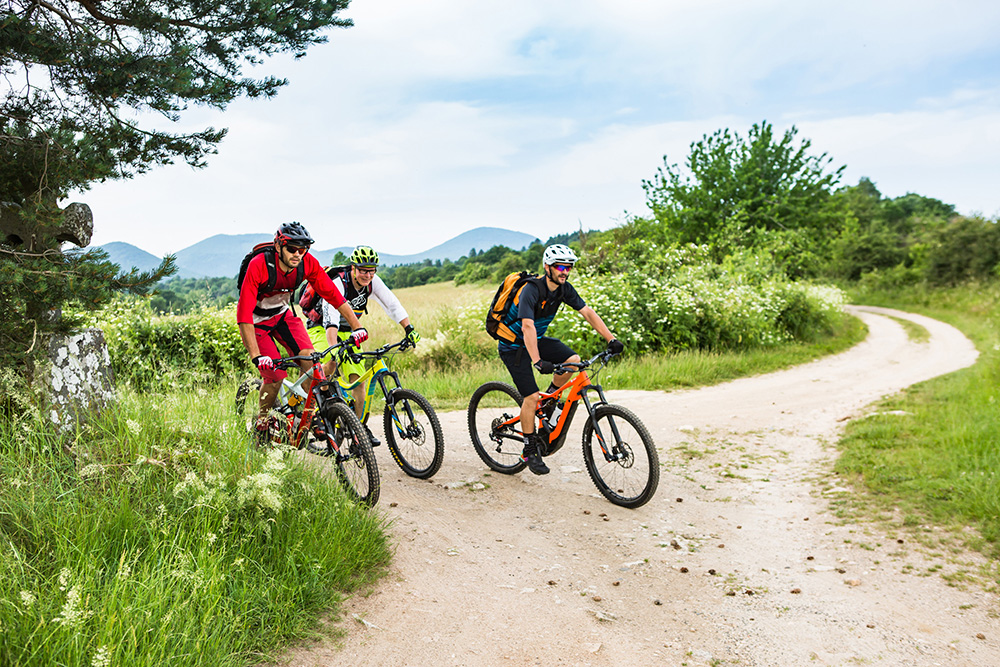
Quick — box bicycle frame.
[334,356,400,422]
[332,340,415,424]
[271,342,354,451]
[496,353,629,462]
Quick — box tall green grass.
[0,384,390,666]
[837,281,1000,556]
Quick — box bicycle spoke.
[468,382,527,474]
[383,389,444,479]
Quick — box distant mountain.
[96,242,204,279]
[99,227,541,279]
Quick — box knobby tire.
[468,381,527,474]
[582,403,659,508]
[383,388,445,479]
[319,401,380,507]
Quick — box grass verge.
[836,282,1000,559]
[0,384,390,667]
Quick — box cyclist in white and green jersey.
[307,245,420,446]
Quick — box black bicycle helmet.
[275,221,314,247]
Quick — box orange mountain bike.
[467,350,659,508]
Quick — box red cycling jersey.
[237,250,347,326]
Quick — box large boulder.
[36,329,116,431]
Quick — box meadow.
[835,281,1000,556]
[4,275,998,665]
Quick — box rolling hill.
[99,227,540,278]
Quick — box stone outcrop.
[35,329,116,432]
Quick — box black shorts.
[499,337,576,398]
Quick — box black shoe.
[364,423,381,447]
[522,435,549,475]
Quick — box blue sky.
[80,0,1000,257]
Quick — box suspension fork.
[374,366,415,433]
[581,384,625,462]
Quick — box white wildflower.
[19,590,36,609]
[91,646,111,667]
[126,419,142,436]
[53,584,92,627]
[79,463,105,480]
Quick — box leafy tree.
[0,0,352,386]
[642,122,845,277]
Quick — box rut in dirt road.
[280,306,997,667]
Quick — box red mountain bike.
[236,339,379,507]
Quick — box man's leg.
[349,373,380,446]
[258,381,280,418]
[499,348,549,475]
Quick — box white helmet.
[543,244,578,266]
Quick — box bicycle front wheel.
[235,377,262,420]
[384,388,444,479]
[319,401,380,507]
[582,404,659,508]
[468,382,527,474]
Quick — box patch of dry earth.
[280,306,999,667]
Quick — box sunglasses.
[552,264,573,272]
[284,245,309,255]
[355,266,377,275]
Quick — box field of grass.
[7,278,997,665]
[0,387,390,666]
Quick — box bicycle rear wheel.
[468,382,527,474]
[582,404,659,508]
[384,388,444,479]
[319,401,380,507]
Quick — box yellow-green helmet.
[349,245,379,268]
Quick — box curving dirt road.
[282,306,999,667]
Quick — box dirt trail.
[284,305,999,667]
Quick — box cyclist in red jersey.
[237,222,369,439]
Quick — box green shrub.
[77,299,247,387]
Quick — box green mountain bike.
[333,337,445,479]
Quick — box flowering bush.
[76,298,247,386]
[77,246,846,379]
[548,250,846,358]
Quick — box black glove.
[533,359,555,374]
[404,324,420,346]
[607,339,625,355]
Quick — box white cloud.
[77,1,1000,255]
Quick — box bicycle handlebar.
[551,349,619,376]
[334,336,413,363]
[272,338,359,371]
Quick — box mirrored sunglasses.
[553,264,573,272]
[284,245,309,255]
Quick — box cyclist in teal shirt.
[497,244,624,475]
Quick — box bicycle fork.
[579,386,627,463]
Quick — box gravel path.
[281,305,998,667]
